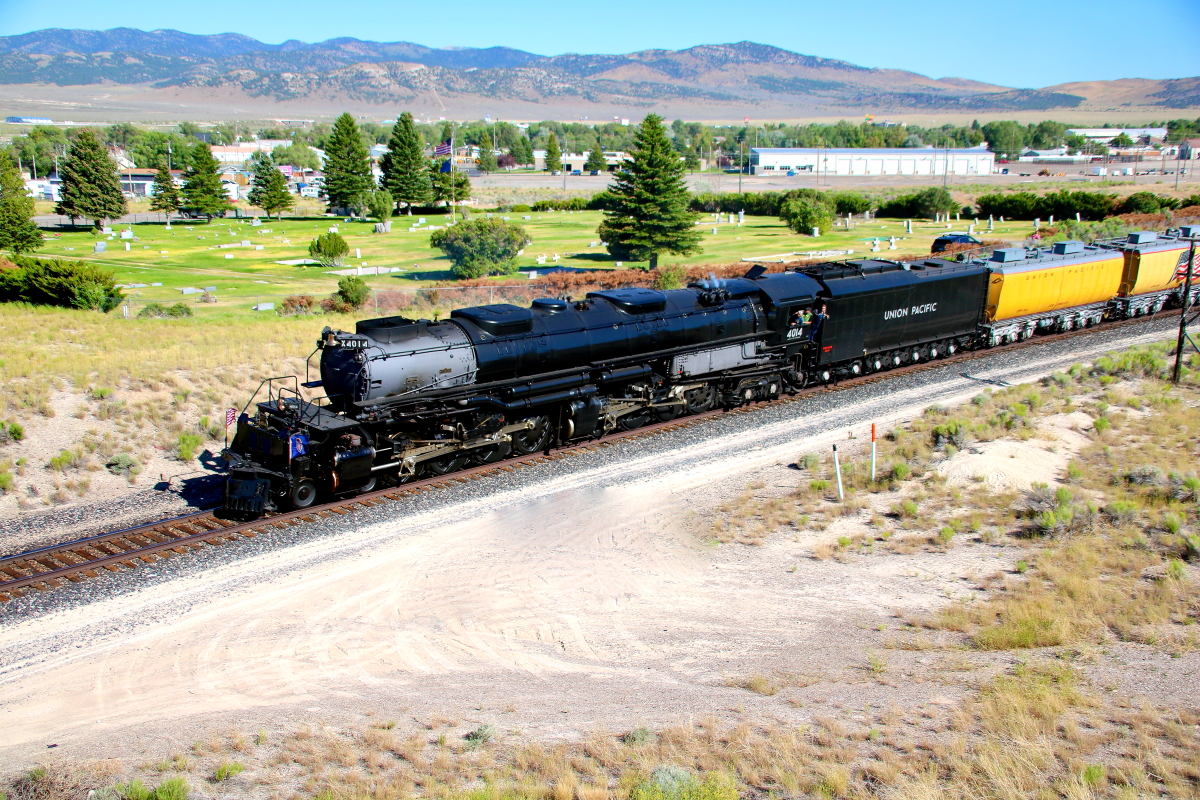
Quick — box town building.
[1066,128,1168,144]
[210,140,297,166]
[749,147,995,177]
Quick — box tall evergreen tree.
[0,152,43,254]
[323,112,374,214]
[478,149,499,173]
[598,114,701,270]
[584,142,607,172]
[379,112,431,215]
[429,162,471,208]
[544,133,562,173]
[247,151,294,220]
[148,159,180,220]
[54,129,127,228]
[181,142,229,221]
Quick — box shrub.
[900,499,919,518]
[877,187,956,219]
[48,449,76,470]
[809,479,831,492]
[279,294,315,316]
[335,275,370,311]
[0,470,12,492]
[430,218,531,279]
[0,256,122,311]
[778,193,833,235]
[307,232,350,268]
[365,189,394,223]
[621,727,655,745]
[212,762,243,782]
[831,190,874,215]
[1124,465,1165,486]
[463,723,495,747]
[931,419,969,449]
[1105,500,1139,524]
[653,263,688,290]
[938,526,956,545]
[1169,474,1200,502]
[891,462,912,481]
[152,777,190,800]
[1093,416,1111,433]
[632,767,737,800]
[137,302,193,319]
[105,453,138,475]
[510,203,531,212]
[177,433,202,461]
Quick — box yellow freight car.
[1113,231,1195,316]
[982,241,1123,343]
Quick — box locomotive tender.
[224,229,1198,515]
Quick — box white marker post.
[832,444,844,501]
[870,423,877,483]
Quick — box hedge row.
[0,256,122,311]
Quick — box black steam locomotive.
[224,255,992,515]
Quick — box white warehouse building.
[749,147,995,177]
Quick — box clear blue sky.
[1,0,1197,88]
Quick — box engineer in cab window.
[810,304,830,340]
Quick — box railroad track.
[0,309,1175,603]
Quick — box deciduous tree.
[54,129,127,228]
[597,114,701,269]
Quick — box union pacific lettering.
[884,303,938,321]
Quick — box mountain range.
[0,28,1196,121]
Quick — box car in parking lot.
[589,170,601,176]
[931,233,982,253]
[570,170,582,176]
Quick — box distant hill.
[0,29,1193,119]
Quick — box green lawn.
[42,211,1033,321]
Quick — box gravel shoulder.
[0,317,1183,774]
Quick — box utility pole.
[1173,227,1199,383]
[739,139,744,193]
[1176,140,1183,191]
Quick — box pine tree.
[429,162,471,207]
[148,159,180,220]
[247,151,294,220]
[379,112,431,215]
[512,135,534,166]
[54,129,127,228]
[544,133,562,173]
[0,152,43,254]
[181,142,229,221]
[597,114,701,270]
[478,149,498,173]
[323,113,374,215]
[584,142,607,172]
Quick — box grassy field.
[39,211,1032,321]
